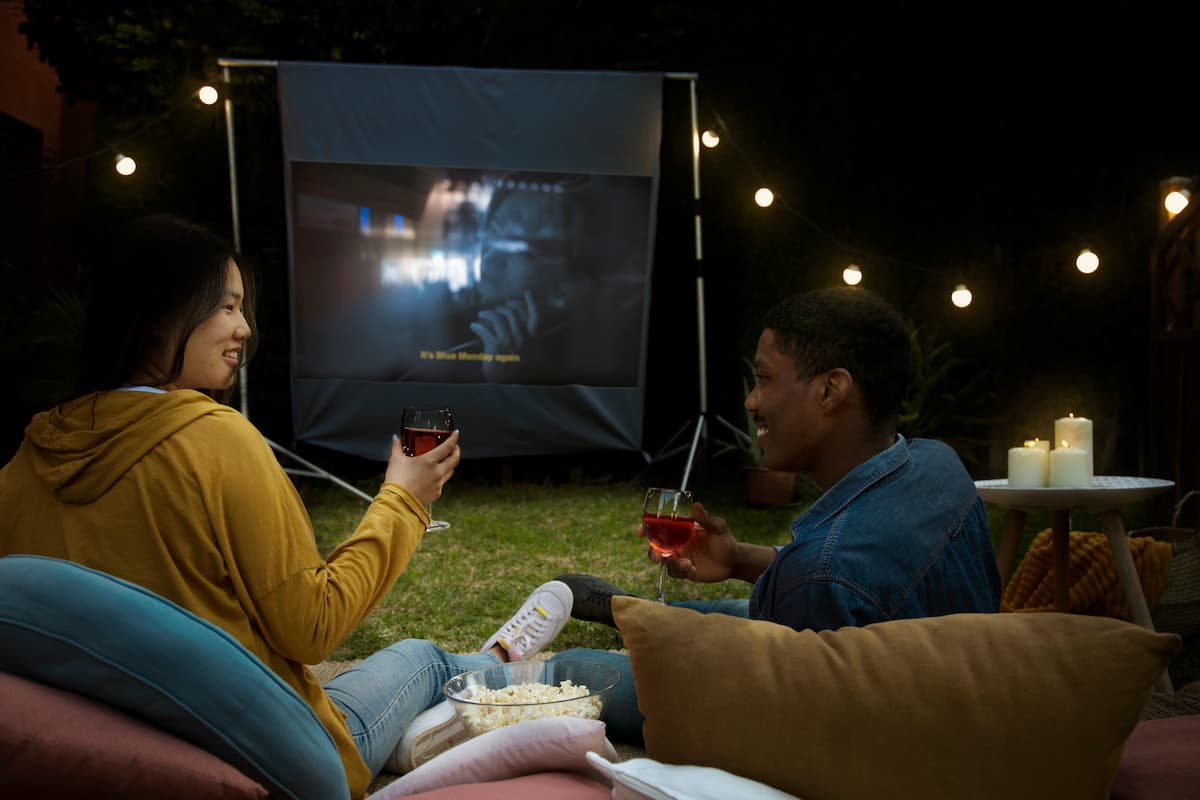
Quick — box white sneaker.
[480,580,574,661]
[386,700,468,774]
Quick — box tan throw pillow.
[613,597,1180,800]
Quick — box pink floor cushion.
[1109,714,1200,799]
[382,771,610,799]
[0,671,268,799]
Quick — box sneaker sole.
[401,712,469,772]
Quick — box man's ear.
[816,367,855,411]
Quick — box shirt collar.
[793,434,911,533]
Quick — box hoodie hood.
[24,390,226,504]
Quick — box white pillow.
[368,716,617,798]
[586,752,801,800]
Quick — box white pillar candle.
[1049,442,1091,488]
[1054,413,1093,478]
[1008,441,1049,488]
[1028,438,1051,484]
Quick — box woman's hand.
[383,431,460,508]
[639,502,740,584]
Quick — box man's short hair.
[761,287,910,431]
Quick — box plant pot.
[743,466,797,507]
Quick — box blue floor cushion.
[0,555,348,800]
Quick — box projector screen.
[291,165,652,386]
[277,64,663,460]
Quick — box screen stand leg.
[266,438,376,505]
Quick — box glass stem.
[655,559,669,604]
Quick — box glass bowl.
[443,659,619,739]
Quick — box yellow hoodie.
[0,389,430,798]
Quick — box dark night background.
[2,0,1196,492]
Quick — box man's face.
[477,188,568,305]
[744,328,826,473]
[476,248,567,305]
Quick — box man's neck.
[812,427,897,491]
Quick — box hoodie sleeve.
[191,410,428,665]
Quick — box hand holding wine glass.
[384,430,458,507]
[642,502,740,585]
[641,488,695,603]
[400,407,456,532]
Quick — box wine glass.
[641,487,695,603]
[400,407,455,532]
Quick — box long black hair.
[74,214,257,404]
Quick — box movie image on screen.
[290,163,653,387]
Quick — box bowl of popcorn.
[443,659,619,738]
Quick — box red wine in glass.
[642,514,695,556]
[399,407,455,531]
[641,488,695,603]
[401,427,451,457]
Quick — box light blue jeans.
[552,598,749,745]
[323,640,499,776]
[325,598,748,769]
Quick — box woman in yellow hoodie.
[0,214,573,798]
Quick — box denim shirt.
[749,435,1001,632]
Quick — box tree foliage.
[20,0,711,120]
[899,321,993,475]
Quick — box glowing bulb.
[1075,248,1099,274]
[950,283,972,308]
[701,130,720,148]
[842,264,863,285]
[114,154,136,176]
[197,85,219,105]
[754,187,774,208]
[1165,189,1191,215]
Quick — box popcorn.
[452,679,603,737]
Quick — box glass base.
[426,519,452,532]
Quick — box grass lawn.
[303,458,799,660]
[300,454,1198,687]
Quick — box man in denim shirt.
[750,435,1000,632]
[752,288,1002,630]
[548,286,1001,742]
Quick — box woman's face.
[150,259,252,392]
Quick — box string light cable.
[0,106,176,182]
[700,93,1110,304]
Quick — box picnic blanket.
[1002,529,1173,619]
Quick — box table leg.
[1099,510,1174,694]
[995,509,1027,582]
[1050,509,1070,612]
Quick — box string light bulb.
[754,187,775,208]
[1075,247,1099,274]
[842,264,863,285]
[114,153,137,176]
[197,85,219,105]
[701,130,720,148]
[950,283,973,309]
[1164,188,1191,216]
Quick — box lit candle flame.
[1060,441,1070,448]
[1024,440,1037,448]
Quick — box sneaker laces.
[581,585,616,610]
[496,603,554,660]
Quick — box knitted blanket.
[1002,529,1173,619]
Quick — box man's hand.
[469,289,541,353]
[640,502,740,583]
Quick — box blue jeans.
[323,640,499,776]
[552,597,748,745]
